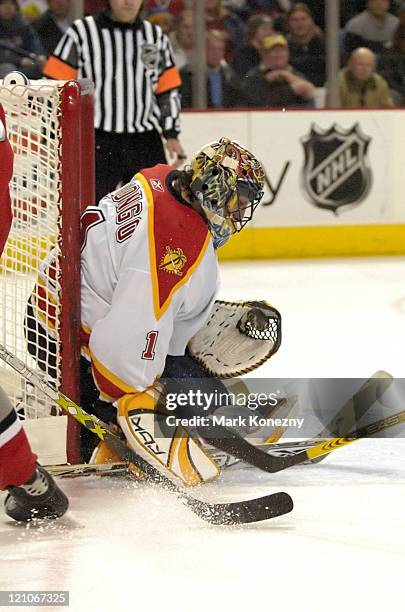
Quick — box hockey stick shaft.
[265,408,405,472]
[211,373,393,470]
[47,462,129,477]
[317,371,393,437]
[213,406,404,470]
[301,371,393,464]
[0,344,293,524]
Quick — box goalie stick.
[45,371,397,476]
[49,396,404,478]
[0,343,293,525]
[48,401,404,477]
[198,372,395,472]
[210,407,404,470]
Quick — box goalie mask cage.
[0,79,95,465]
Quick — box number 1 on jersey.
[142,331,159,360]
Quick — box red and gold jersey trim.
[80,324,142,400]
[137,170,211,321]
[90,351,142,400]
[80,323,91,361]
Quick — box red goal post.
[0,78,95,465]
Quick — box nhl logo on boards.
[300,123,372,213]
[150,178,164,192]
[159,247,187,276]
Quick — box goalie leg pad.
[90,441,122,465]
[117,393,220,486]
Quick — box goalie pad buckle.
[188,300,281,378]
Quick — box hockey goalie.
[27,137,282,486]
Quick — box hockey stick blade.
[94,426,293,524]
[0,344,293,525]
[187,491,293,525]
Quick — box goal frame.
[0,78,95,464]
[59,80,95,463]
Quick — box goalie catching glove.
[187,300,281,378]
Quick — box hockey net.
[0,78,94,464]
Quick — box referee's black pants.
[95,128,167,203]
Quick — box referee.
[43,0,186,202]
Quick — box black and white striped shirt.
[44,11,181,136]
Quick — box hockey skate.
[4,463,69,522]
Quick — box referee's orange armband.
[155,66,182,95]
[43,56,78,80]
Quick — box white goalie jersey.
[80,165,219,402]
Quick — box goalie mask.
[189,138,265,249]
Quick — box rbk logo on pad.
[301,123,372,213]
[130,415,166,457]
[150,178,164,192]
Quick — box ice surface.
[1,257,404,612]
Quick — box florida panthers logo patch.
[159,247,187,276]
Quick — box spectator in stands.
[145,0,185,17]
[377,7,405,104]
[232,14,274,79]
[241,33,315,108]
[393,0,405,11]
[0,0,46,77]
[19,0,46,21]
[338,47,394,107]
[223,0,251,20]
[344,0,399,55]
[145,7,174,34]
[286,3,326,86]
[180,29,240,108]
[205,0,246,57]
[32,0,71,56]
[299,0,367,30]
[248,0,292,33]
[171,9,193,70]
